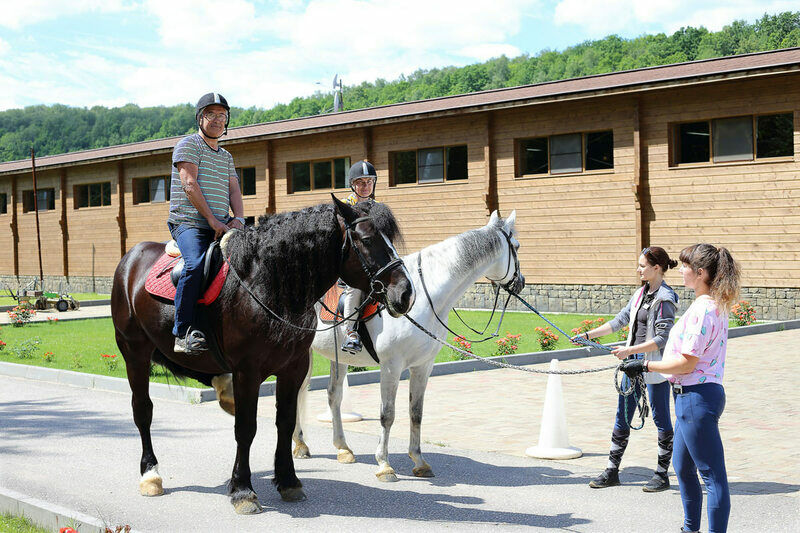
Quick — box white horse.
[293,211,523,482]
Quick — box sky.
[0,0,795,112]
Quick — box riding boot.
[644,431,673,492]
[589,428,629,488]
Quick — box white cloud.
[0,0,133,30]
[0,38,9,55]
[553,0,798,36]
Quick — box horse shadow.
[248,474,591,528]
[315,451,595,489]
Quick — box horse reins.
[222,217,405,333]
[416,228,518,343]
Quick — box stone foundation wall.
[0,275,113,296]
[457,283,800,321]
[2,276,798,321]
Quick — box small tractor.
[7,281,80,312]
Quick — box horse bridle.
[416,227,521,343]
[340,216,405,298]
[485,228,522,294]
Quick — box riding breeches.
[168,223,215,337]
[342,285,363,331]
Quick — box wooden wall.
[494,96,638,285]
[641,75,800,289]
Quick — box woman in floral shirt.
[621,243,741,533]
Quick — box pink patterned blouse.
[662,295,728,386]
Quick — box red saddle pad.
[144,252,229,305]
[319,284,380,323]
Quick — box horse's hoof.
[413,464,435,478]
[375,467,398,482]
[233,497,263,514]
[337,449,355,464]
[279,487,307,502]
[293,444,311,459]
[139,470,164,496]
[211,374,235,416]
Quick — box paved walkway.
[0,329,798,531]
[0,303,111,325]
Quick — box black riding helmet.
[196,92,230,139]
[348,160,377,199]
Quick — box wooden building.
[1,49,799,319]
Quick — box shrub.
[570,317,606,337]
[71,354,84,369]
[42,351,55,363]
[101,354,119,372]
[617,325,630,341]
[534,326,559,351]
[10,337,41,359]
[7,303,36,327]
[494,332,522,356]
[451,335,473,360]
[731,300,756,327]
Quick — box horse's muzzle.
[505,274,525,296]
[384,270,415,318]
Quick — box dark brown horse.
[110,197,414,514]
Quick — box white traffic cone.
[317,373,363,423]
[525,359,582,459]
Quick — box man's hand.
[210,219,228,240]
[619,358,646,379]
[227,219,244,231]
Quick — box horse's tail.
[151,349,218,387]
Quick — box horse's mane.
[221,200,401,339]
[351,199,405,252]
[449,215,505,277]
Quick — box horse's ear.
[488,210,500,227]
[332,193,358,224]
[503,210,517,235]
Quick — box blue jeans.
[168,223,214,337]
[614,379,673,434]
[673,383,729,533]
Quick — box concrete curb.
[2,319,796,404]
[0,486,120,533]
[0,299,110,313]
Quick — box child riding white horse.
[294,211,524,482]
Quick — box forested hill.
[2,12,799,163]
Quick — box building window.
[236,167,256,196]
[75,182,111,208]
[22,188,55,213]
[133,177,170,204]
[517,130,614,176]
[672,113,793,165]
[0,193,6,215]
[289,157,350,193]
[391,145,468,185]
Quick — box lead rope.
[404,314,619,375]
[614,360,649,430]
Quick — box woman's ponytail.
[679,243,741,312]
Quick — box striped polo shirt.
[167,133,237,229]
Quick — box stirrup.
[340,330,362,354]
[175,329,208,355]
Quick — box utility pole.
[31,148,44,286]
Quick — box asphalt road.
[1,371,798,532]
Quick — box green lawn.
[0,310,752,388]
[0,292,110,307]
[0,512,50,533]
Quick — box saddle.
[319,283,382,324]
[144,240,229,304]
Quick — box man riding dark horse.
[167,92,245,355]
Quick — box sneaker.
[174,330,208,355]
[340,329,362,354]
[643,472,670,492]
[589,468,620,488]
